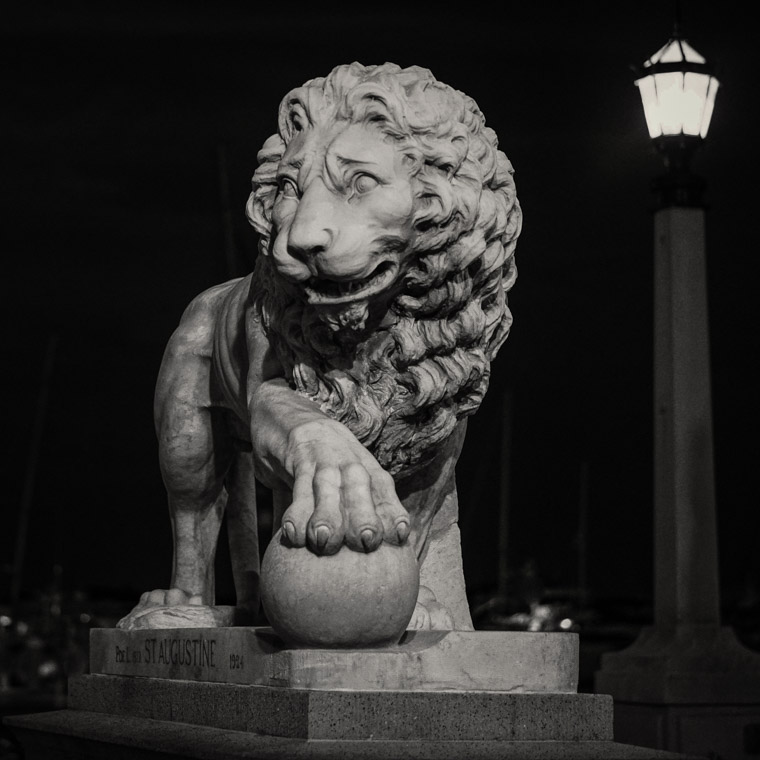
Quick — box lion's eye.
[353,174,379,194]
[279,178,299,199]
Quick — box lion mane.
[246,62,522,478]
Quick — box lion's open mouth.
[305,261,397,305]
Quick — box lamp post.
[638,22,722,647]
[595,24,760,759]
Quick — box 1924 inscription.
[114,635,217,668]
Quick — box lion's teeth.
[341,279,364,295]
[308,262,391,302]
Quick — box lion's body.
[118,62,520,633]
[149,271,473,628]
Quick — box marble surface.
[118,63,522,642]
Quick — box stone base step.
[5,709,701,760]
[69,673,611,741]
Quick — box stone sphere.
[260,529,420,648]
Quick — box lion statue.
[118,62,521,633]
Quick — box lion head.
[246,62,522,478]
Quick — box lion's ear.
[247,134,285,243]
[245,190,273,241]
[256,134,286,167]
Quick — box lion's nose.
[287,181,335,263]
[286,224,333,261]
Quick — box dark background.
[3,1,758,620]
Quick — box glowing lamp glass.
[635,37,719,140]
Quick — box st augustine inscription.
[92,628,255,684]
[114,636,217,668]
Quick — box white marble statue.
[118,62,522,643]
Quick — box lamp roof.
[638,34,716,78]
[644,37,706,68]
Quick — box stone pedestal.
[3,625,700,759]
[595,208,760,759]
[596,625,760,760]
[66,673,611,742]
[6,709,702,760]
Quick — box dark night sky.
[3,1,758,614]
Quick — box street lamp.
[634,29,720,207]
[635,24,722,643]
[596,23,760,758]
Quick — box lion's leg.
[167,469,228,604]
[147,396,233,608]
[117,289,236,630]
[157,315,234,604]
[116,412,232,631]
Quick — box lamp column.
[652,200,720,633]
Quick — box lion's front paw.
[407,585,454,631]
[116,589,233,631]
[279,419,410,555]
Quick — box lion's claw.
[282,521,297,545]
[314,525,331,551]
[360,528,376,551]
